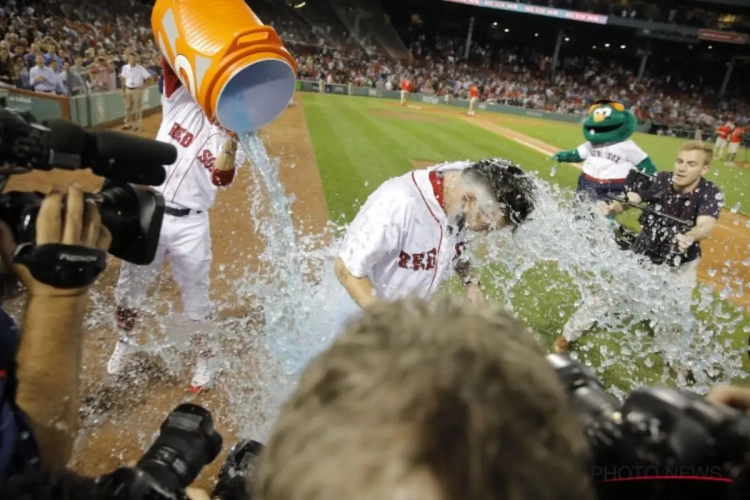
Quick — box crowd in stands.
[0,0,747,133]
[0,0,160,96]
[294,36,749,131]
[532,0,750,34]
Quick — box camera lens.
[137,403,223,493]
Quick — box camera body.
[548,354,750,478]
[0,108,170,266]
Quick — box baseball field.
[5,92,749,488]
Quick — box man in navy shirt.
[555,141,724,354]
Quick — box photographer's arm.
[13,187,111,471]
[684,216,717,243]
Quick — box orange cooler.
[152,0,298,132]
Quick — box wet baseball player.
[333,158,536,332]
[400,77,411,108]
[107,57,246,393]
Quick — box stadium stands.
[0,0,746,135]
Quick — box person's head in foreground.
[251,297,594,500]
[449,158,536,234]
[672,140,713,192]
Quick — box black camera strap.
[12,243,106,289]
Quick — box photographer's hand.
[13,185,111,471]
[674,233,695,254]
[705,385,750,414]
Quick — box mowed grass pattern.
[300,93,750,392]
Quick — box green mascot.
[552,100,657,203]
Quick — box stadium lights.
[535,33,539,37]
[593,45,597,49]
[505,28,509,32]
[620,44,626,49]
[565,37,570,41]
[604,43,610,47]
[493,22,498,26]
[294,1,305,7]
[709,45,713,49]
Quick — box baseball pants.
[728,142,740,155]
[400,90,410,106]
[562,259,698,343]
[124,87,145,130]
[576,175,627,203]
[115,211,213,322]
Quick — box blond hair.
[680,140,714,165]
[252,297,594,500]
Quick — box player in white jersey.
[107,57,246,393]
[332,159,536,331]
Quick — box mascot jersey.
[553,100,657,202]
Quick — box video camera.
[549,354,750,494]
[93,403,260,500]
[0,108,173,265]
[608,170,693,267]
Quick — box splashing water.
[75,147,750,455]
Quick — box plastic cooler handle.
[229,27,282,52]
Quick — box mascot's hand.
[552,151,576,163]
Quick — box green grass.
[300,93,750,392]
[493,116,750,214]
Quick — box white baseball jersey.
[577,140,648,180]
[157,63,245,212]
[339,162,470,301]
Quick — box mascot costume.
[552,100,657,205]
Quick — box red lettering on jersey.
[398,251,410,269]
[412,252,425,270]
[168,122,195,148]
[198,149,216,169]
[426,248,437,270]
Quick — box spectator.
[60,61,85,95]
[120,52,151,131]
[0,50,15,87]
[28,54,58,93]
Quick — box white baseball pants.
[562,259,699,342]
[115,211,213,321]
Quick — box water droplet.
[550,165,556,177]
[731,202,740,213]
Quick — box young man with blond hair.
[251,297,594,500]
[554,141,724,354]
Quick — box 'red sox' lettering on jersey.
[398,248,438,271]
[168,123,195,148]
[198,150,216,170]
[156,57,245,211]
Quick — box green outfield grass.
[492,115,750,215]
[300,92,750,392]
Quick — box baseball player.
[400,78,411,108]
[468,84,479,116]
[726,124,744,166]
[107,56,246,393]
[332,159,536,332]
[714,121,733,161]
